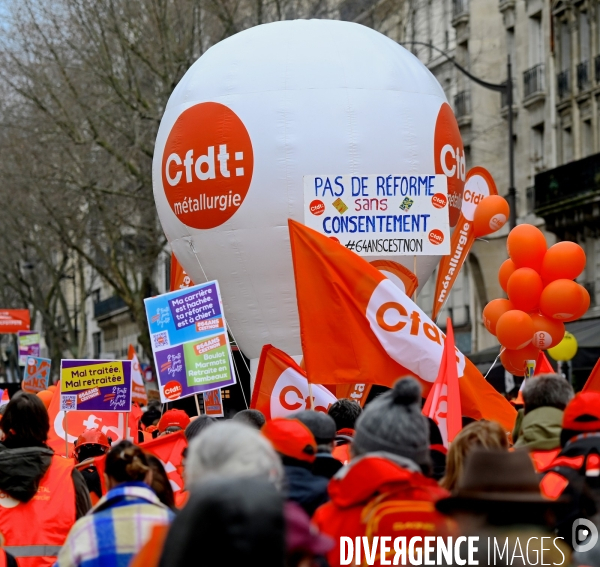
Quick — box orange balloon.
[500,351,523,375]
[36,390,53,409]
[482,298,514,335]
[506,224,547,271]
[540,241,586,283]
[501,344,540,376]
[529,313,565,350]
[507,268,543,312]
[496,310,534,350]
[539,279,589,321]
[498,259,517,293]
[473,195,510,237]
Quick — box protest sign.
[304,174,450,256]
[144,281,236,403]
[60,360,132,412]
[0,309,30,334]
[22,356,51,394]
[18,331,40,365]
[203,389,224,417]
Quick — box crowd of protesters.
[0,374,599,566]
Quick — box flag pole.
[123,412,129,441]
[307,383,314,410]
[413,255,418,301]
[194,394,202,416]
[64,411,69,458]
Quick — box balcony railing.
[454,90,471,119]
[523,64,545,98]
[577,61,590,91]
[595,55,600,83]
[452,0,469,19]
[534,152,600,213]
[557,70,570,99]
[94,295,128,319]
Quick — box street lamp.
[401,41,517,229]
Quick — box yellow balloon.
[547,332,578,362]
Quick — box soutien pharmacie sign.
[304,174,450,256]
[339,536,568,566]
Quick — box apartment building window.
[578,11,591,91]
[562,126,573,163]
[596,9,600,82]
[507,27,516,70]
[531,123,544,171]
[92,331,102,359]
[558,21,571,98]
[582,119,593,157]
[529,15,543,67]
[464,145,472,172]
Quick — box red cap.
[158,409,191,433]
[75,428,110,450]
[563,392,600,432]
[262,418,316,463]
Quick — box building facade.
[352,0,600,368]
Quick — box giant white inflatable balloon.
[153,19,465,360]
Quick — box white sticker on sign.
[303,174,450,256]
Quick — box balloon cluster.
[482,225,589,376]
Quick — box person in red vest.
[74,429,112,505]
[313,378,454,567]
[0,392,91,567]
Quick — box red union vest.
[0,455,76,567]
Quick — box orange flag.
[432,168,497,320]
[251,344,337,419]
[423,318,461,445]
[582,357,600,393]
[288,219,516,432]
[335,383,372,407]
[170,252,194,291]
[140,430,188,494]
[128,345,148,406]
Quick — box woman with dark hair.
[56,441,174,567]
[0,392,91,567]
[146,454,176,511]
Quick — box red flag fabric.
[170,253,194,292]
[47,382,131,457]
[582,357,600,393]
[335,383,372,407]
[423,318,462,445]
[128,402,143,442]
[251,344,337,419]
[128,345,148,406]
[140,431,187,494]
[289,219,516,432]
[535,352,556,375]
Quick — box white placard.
[303,174,450,256]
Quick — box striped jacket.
[54,482,174,567]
